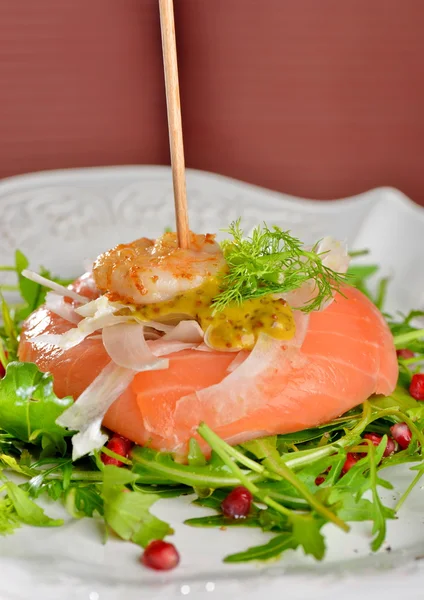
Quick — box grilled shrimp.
[92,232,226,305]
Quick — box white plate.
[0,166,423,600]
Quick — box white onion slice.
[45,292,80,324]
[22,269,88,305]
[56,362,136,460]
[102,323,169,371]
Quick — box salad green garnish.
[213,220,347,313]
[0,247,422,565]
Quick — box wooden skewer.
[159,0,190,249]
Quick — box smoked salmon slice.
[18,280,398,455]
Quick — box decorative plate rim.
[0,164,423,220]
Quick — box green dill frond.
[213,220,346,313]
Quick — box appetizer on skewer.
[18,224,397,459]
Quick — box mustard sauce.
[127,279,296,351]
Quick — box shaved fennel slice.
[57,320,203,458]
[138,321,173,335]
[34,295,136,349]
[290,311,310,348]
[33,292,203,352]
[173,333,301,440]
[102,323,169,371]
[75,295,128,318]
[223,315,308,374]
[56,362,136,460]
[32,314,133,350]
[279,237,350,311]
[194,343,214,352]
[161,320,204,343]
[45,292,80,324]
[149,339,200,356]
[22,269,88,304]
[69,417,107,461]
[319,236,350,273]
[227,350,249,372]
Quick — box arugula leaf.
[0,497,20,535]
[185,514,261,528]
[0,362,73,451]
[5,480,63,527]
[332,440,396,551]
[14,250,74,322]
[65,485,104,519]
[258,508,290,532]
[346,264,379,300]
[291,514,326,560]
[367,441,396,551]
[0,432,25,456]
[245,436,347,531]
[371,388,420,412]
[389,310,424,341]
[192,489,228,510]
[328,489,375,522]
[224,533,298,563]
[252,480,308,511]
[188,438,206,466]
[44,480,65,502]
[134,484,190,499]
[132,446,257,488]
[242,436,278,458]
[102,465,171,547]
[374,276,390,310]
[188,438,212,497]
[0,453,34,477]
[188,488,261,528]
[15,250,43,320]
[0,292,19,362]
[245,439,328,558]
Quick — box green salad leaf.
[346,260,390,309]
[5,480,63,528]
[102,465,171,547]
[0,497,21,535]
[14,250,47,321]
[0,362,73,451]
[224,533,298,563]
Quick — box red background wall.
[0,0,423,204]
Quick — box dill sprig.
[213,220,346,313]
